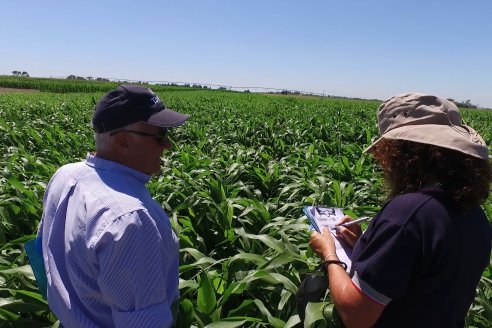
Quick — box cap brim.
[364,124,489,160]
[146,108,189,128]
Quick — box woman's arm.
[310,229,385,328]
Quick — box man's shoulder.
[51,161,88,180]
[79,171,150,218]
[44,161,87,193]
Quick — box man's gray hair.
[94,131,113,153]
[94,122,144,153]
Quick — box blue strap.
[24,237,47,299]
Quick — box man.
[38,85,189,327]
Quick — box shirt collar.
[85,153,151,184]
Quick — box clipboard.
[303,206,353,273]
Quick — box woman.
[310,93,492,327]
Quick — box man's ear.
[112,132,130,154]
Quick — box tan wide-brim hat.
[365,93,489,160]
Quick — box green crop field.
[0,77,491,327]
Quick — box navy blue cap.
[92,85,189,133]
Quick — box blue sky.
[1,0,491,108]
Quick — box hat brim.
[146,108,190,128]
[364,124,489,160]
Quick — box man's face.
[123,122,172,175]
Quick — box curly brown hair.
[371,138,492,209]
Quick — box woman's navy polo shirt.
[350,190,491,327]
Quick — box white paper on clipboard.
[303,206,353,272]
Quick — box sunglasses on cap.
[109,128,169,145]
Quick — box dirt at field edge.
[0,87,40,94]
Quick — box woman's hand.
[335,215,362,248]
[309,215,364,259]
[309,228,337,260]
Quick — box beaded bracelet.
[323,259,347,271]
[324,254,337,261]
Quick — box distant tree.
[67,75,89,80]
[12,71,29,77]
[279,90,301,95]
[448,98,478,109]
[461,100,477,109]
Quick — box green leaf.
[284,314,301,328]
[217,282,248,307]
[0,288,48,305]
[253,299,285,328]
[263,249,297,270]
[0,307,20,320]
[197,271,217,316]
[181,247,207,260]
[304,302,326,327]
[176,298,194,328]
[226,299,255,317]
[228,252,267,267]
[7,178,34,198]
[278,288,292,312]
[204,320,247,328]
[234,228,284,252]
[226,201,233,228]
[1,234,37,249]
[178,278,199,290]
[180,257,218,272]
[0,298,47,313]
[0,265,35,280]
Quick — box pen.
[331,216,371,230]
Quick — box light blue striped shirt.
[38,153,179,328]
